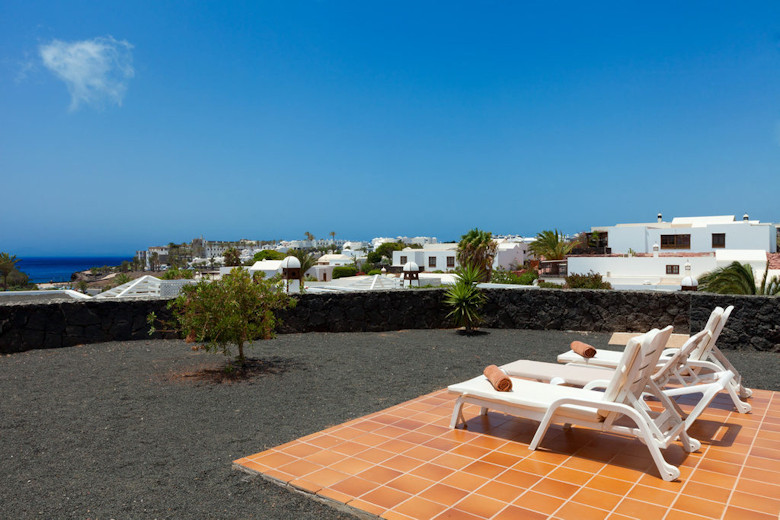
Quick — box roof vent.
[657,213,663,223]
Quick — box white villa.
[390,238,531,273]
[567,214,778,290]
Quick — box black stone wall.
[1,288,778,354]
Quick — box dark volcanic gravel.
[1,329,777,519]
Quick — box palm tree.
[457,228,497,282]
[529,229,574,260]
[304,231,315,242]
[150,252,160,271]
[0,252,20,291]
[288,249,316,289]
[329,231,336,243]
[698,261,780,295]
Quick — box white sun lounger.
[448,327,701,481]
[502,329,735,429]
[556,306,751,413]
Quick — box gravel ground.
[1,329,777,519]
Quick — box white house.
[392,244,459,272]
[248,259,334,282]
[592,214,776,254]
[316,254,354,267]
[493,239,531,270]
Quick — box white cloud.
[39,36,134,111]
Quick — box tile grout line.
[719,390,773,520]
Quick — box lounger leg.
[679,429,701,453]
[480,407,489,416]
[739,386,752,399]
[726,383,751,414]
[450,397,467,429]
[529,409,556,450]
[624,408,681,482]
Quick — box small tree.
[444,263,487,334]
[223,247,242,267]
[151,268,295,367]
[253,250,285,262]
[0,252,20,291]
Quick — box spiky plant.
[698,261,780,296]
[445,263,487,334]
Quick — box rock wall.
[1,289,778,354]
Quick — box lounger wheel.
[683,437,701,453]
[734,401,751,414]
[659,464,681,482]
[739,387,752,399]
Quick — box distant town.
[2,213,779,300]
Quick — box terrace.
[1,328,778,519]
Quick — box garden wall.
[1,289,778,355]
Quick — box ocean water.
[16,257,131,283]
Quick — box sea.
[17,257,132,284]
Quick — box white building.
[493,239,531,270]
[343,241,369,251]
[593,214,776,254]
[316,254,354,267]
[371,237,396,249]
[567,214,778,291]
[392,244,459,272]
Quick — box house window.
[660,234,691,250]
[712,233,725,248]
[447,256,455,268]
[666,265,680,275]
[400,255,407,265]
[428,257,437,268]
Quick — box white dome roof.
[280,256,301,269]
[681,276,698,287]
[402,261,419,272]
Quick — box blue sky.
[2,2,780,256]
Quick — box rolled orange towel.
[484,365,512,392]
[571,340,597,358]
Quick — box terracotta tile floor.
[234,388,780,519]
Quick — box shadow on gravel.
[165,356,304,384]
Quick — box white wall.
[392,249,458,271]
[493,243,528,270]
[567,255,718,283]
[605,220,776,254]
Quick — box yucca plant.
[445,263,487,334]
[698,261,780,296]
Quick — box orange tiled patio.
[234,387,779,520]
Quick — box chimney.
[657,213,663,223]
[743,213,749,221]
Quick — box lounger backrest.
[692,306,730,360]
[691,305,734,361]
[652,328,711,387]
[624,326,674,398]
[599,326,673,418]
[599,329,655,416]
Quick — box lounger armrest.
[685,360,722,373]
[583,379,611,391]
[660,348,680,357]
[664,371,734,397]
[547,396,634,418]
